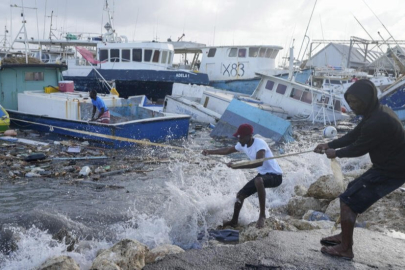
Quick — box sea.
[0,128,371,269]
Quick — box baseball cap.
[233,124,253,137]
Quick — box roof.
[310,43,383,65]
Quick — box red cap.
[233,124,253,137]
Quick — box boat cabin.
[198,46,283,81]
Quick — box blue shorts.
[340,169,405,214]
[238,173,282,198]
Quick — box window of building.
[238,48,246,58]
[208,48,217,57]
[228,48,237,57]
[249,47,259,57]
[265,49,273,58]
[99,49,108,62]
[25,72,44,81]
[301,90,312,104]
[122,49,130,62]
[161,51,168,63]
[152,50,160,63]
[259,48,266,57]
[144,49,152,62]
[110,49,119,62]
[265,80,275,90]
[290,88,303,100]
[132,49,142,62]
[276,84,287,95]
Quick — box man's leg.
[254,176,266,228]
[223,193,246,227]
[321,200,356,259]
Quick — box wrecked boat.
[0,62,191,148]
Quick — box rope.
[230,150,313,168]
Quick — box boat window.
[132,49,142,62]
[330,80,340,84]
[270,50,279,59]
[168,52,172,64]
[290,88,303,100]
[238,48,246,58]
[161,51,168,63]
[110,49,119,62]
[25,72,44,81]
[265,49,273,58]
[276,84,287,95]
[334,99,341,111]
[152,50,160,63]
[144,49,152,62]
[99,49,108,62]
[265,80,275,90]
[208,48,217,57]
[301,90,312,104]
[229,48,237,57]
[122,49,130,62]
[249,47,259,57]
[258,48,266,57]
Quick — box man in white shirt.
[202,124,283,228]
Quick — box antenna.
[9,2,37,63]
[47,10,58,40]
[297,0,317,62]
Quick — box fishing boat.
[19,1,209,103]
[379,75,405,109]
[0,62,191,148]
[0,104,10,132]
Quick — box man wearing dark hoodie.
[314,79,405,260]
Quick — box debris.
[53,156,108,161]
[4,130,17,136]
[24,153,47,162]
[100,168,130,178]
[0,136,48,146]
[79,166,91,176]
[67,146,81,153]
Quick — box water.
[0,129,371,269]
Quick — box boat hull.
[64,69,209,101]
[8,110,190,148]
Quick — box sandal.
[321,246,353,261]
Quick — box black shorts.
[340,169,405,214]
[238,173,282,198]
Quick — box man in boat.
[202,124,283,229]
[314,79,405,260]
[90,90,110,123]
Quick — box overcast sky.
[1,0,405,62]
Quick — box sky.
[1,0,405,63]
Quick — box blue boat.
[0,62,190,148]
[379,76,405,109]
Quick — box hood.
[344,79,380,117]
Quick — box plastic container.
[58,81,74,92]
[44,86,60,94]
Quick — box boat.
[0,104,10,132]
[176,45,285,95]
[18,1,209,103]
[0,62,191,148]
[379,75,405,109]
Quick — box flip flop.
[320,239,340,246]
[321,246,353,261]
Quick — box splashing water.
[0,129,372,269]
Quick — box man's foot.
[256,216,265,228]
[223,220,238,228]
[321,245,354,260]
[320,233,342,246]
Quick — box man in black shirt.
[314,79,405,260]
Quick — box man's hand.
[325,149,336,159]
[201,149,211,156]
[314,143,329,154]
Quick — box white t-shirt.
[235,137,283,175]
